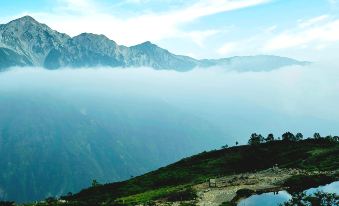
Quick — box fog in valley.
[1,63,338,143]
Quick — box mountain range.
[0,16,308,71]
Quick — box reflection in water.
[306,181,339,195]
[238,181,338,206]
[238,191,291,206]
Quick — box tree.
[91,179,100,187]
[280,192,307,206]
[312,191,339,206]
[282,132,295,141]
[325,135,332,140]
[258,134,264,142]
[313,132,321,139]
[248,133,264,145]
[295,133,303,141]
[324,135,339,142]
[265,133,275,142]
[221,144,228,149]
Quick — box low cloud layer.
[0,64,338,144]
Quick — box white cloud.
[263,16,339,51]
[165,0,271,23]
[185,30,220,47]
[55,0,99,14]
[124,0,149,3]
[211,14,339,59]
[8,0,271,46]
[297,15,329,28]
[217,42,238,55]
[328,0,338,5]
[264,25,277,33]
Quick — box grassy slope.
[62,139,338,205]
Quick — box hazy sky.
[1,0,339,60]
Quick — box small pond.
[237,181,339,206]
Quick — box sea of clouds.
[0,63,338,144]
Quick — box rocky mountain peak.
[132,41,160,50]
[4,15,45,31]
[73,33,117,46]
[12,15,37,23]
[0,16,308,71]
[139,41,154,46]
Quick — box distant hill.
[63,139,338,205]
[0,94,224,202]
[0,16,308,71]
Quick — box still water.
[238,181,339,206]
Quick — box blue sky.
[1,0,339,60]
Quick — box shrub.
[283,175,335,193]
[166,188,196,202]
[0,201,15,206]
[236,188,255,198]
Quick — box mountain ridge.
[0,93,224,202]
[0,16,309,71]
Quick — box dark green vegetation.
[51,138,338,205]
[165,187,197,202]
[247,132,339,146]
[280,191,338,206]
[283,175,336,193]
[0,94,223,202]
[0,201,15,206]
[235,188,256,198]
[227,188,256,204]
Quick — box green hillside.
[57,138,338,205]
